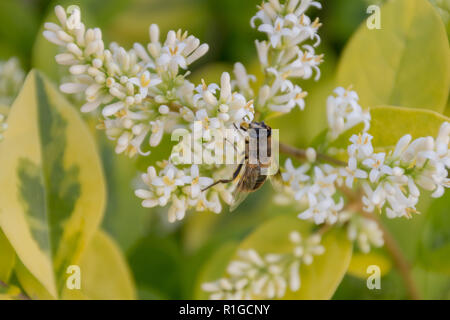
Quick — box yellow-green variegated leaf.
[332,106,450,150]
[0,229,15,283]
[0,70,106,298]
[337,0,450,113]
[62,230,136,300]
[208,216,352,300]
[15,261,55,300]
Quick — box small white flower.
[129,71,162,97]
[282,158,310,188]
[181,165,214,198]
[258,17,293,48]
[348,133,374,159]
[168,195,187,222]
[341,157,368,188]
[193,80,219,105]
[362,153,392,183]
[151,165,184,205]
[327,87,371,139]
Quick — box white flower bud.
[159,105,169,114]
[56,30,74,42]
[306,148,317,162]
[220,72,231,101]
[92,58,103,68]
[54,5,67,26]
[149,24,160,44]
[69,64,88,75]
[186,44,209,65]
[60,82,86,94]
[43,31,66,46]
[67,43,83,57]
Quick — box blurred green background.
[1,0,449,300]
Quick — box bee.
[202,121,275,211]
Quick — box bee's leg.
[202,162,244,192]
[233,123,247,137]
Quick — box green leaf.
[62,230,136,300]
[128,234,182,299]
[413,266,450,299]
[0,70,106,298]
[337,0,450,113]
[0,1,38,67]
[332,106,450,150]
[417,191,450,275]
[0,229,15,283]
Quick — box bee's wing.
[229,165,260,212]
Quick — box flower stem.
[279,142,347,166]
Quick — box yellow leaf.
[331,106,450,150]
[62,230,136,300]
[0,229,15,283]
[0,104,8,116]
[337,0,450,113]
[0,70,106,298]
[14,261,55,300]
[348,252,392,279]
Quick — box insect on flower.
[202,121,276,211]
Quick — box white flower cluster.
[281,158,344,224]
[343,122,450,219]
[281,122,450,225]
[202,231,324,300]
[44,5,262,221]
[0,57,25,106]
[326,86,371,139]
[252,0,323,114]
[0,57,25,140]
[338,211,384,253]
[134,162,235,223]
[44,5,255,158]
